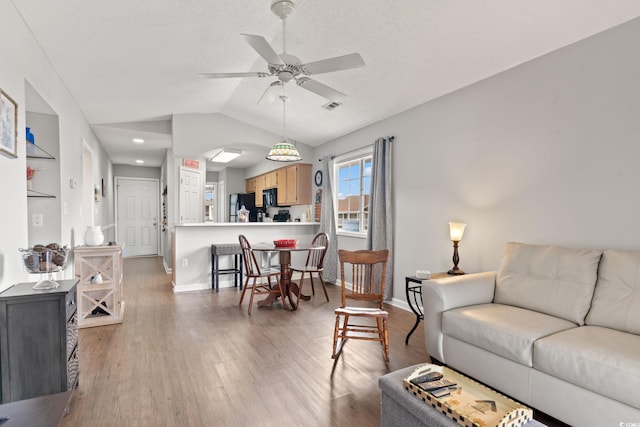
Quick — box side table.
[74,244,124,328]
[405,273,448,345]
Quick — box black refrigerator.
[229,193,257,222]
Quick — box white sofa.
[423,242,640,427]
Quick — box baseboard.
[173,282,211,293]
[387,297,411,312]
[163,259,172,274]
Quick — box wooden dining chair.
[332,249,390,363]
[238,235,284,314]
[290,232,329,303]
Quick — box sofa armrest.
[422,271,496,363]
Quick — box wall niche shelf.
[27,189,56,199]
[26,143,56,160]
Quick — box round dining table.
[251,243,325,311]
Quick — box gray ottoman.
[379,365,546,427]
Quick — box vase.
[84,226,104,246]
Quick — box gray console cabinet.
[0,279,79,403]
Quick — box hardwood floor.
[61,256,429,426]
[62,256,566,427]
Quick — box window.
[334,151,372,235]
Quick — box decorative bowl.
[20,245,69,273]
[274,239,297,248]
[19,244,69,290]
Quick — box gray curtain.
[367,137,394,300]
[319,156,338,283]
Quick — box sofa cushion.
[442,303,576,366]
[534,325,640,410]
[585,249,640,334]
[495,242,602,325]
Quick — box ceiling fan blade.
[241,34,284,65]
[258,81,284,104]
[302,53,365,75]
[198,72,271,79]
[296,77,346,102]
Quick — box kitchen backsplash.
[265,205,315,222]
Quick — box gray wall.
[225,168,246,196]
[315,17,640,303]
[205,171,219,183]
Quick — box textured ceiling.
[13,0,640,167]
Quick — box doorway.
[82,140,94,232]
[178,167,203,223]
[204,182,218,222]
[115,177,159,257]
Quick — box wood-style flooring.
[61,256,565,427]
[61,256,428,426]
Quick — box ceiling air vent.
[322,101,342,111]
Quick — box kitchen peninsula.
[172,222,320,292]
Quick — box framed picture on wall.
[0,89,18,158]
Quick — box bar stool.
[211,243,243,291]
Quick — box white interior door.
[218,180,225,223]
[116,177,159,257]
[179,167,203,223]
[81,141,94,231]
[204,182,217,222]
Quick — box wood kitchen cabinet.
[245,177,256,194]
[247,163,312,206]
[255,175,266,207]
[277,163,312,206]
[264,171,278,188]
[0,279,79,403]
[74,244,125,328]
[276,168,288,205]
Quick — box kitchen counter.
[172,221,320,292]
[176,222,320,227]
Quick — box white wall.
[172,113,283,159]
[315,17,640,303]
[225,168,246,196]
[26,112,61,247]
[245,144,315,178]
[0,0,113,291]
[113,164,161,180]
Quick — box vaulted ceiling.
[13,0,640,167]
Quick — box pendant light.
[266,94,302,162]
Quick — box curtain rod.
[318,135,395,161]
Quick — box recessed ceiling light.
[133,138,145,144]
[209,149,242,163]
[135,160,145,164]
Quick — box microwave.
[262,188,278,207]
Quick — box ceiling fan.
[199,0,365,104]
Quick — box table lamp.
[447,221,466,275]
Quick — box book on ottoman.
[403,364,533,427]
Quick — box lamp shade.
[449,222,467,242]
[266,141,302,162]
